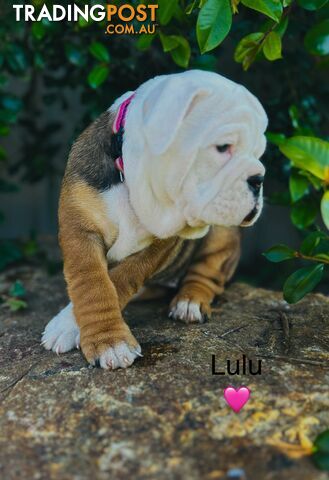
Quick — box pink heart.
[224,386,250,413]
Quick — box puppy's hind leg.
[42,303,80,354]
[169,226,240,324]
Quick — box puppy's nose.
[247,175,264,196]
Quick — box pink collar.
[112,93,135,178]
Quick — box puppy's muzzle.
[242,206,258,225]
[241,174,264,226]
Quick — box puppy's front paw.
[96,342,142,370]
[169,297,211,324]
[81,324,141,370]
[42,304,80,354]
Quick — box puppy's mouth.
[241,207,259,227]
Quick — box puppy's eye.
[216,144,231,153]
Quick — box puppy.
[42,70,267,369]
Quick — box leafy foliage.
[265,132,329,302]
[0,280,27,312]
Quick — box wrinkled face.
[123,70,268,239]
[176,87,267,230]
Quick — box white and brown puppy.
[42,70,267,369]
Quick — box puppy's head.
[123,70,267,238]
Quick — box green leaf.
[234,32,264,70]
[314,430,329,453]
[312,451,329,471]
[305,20,329,56]
[87,65,110,89]
[298,170,323,190]
[312,236,329,258]
[9,280,26,298]
[186,0,198,14]
[321,191,329,229]
[6,298,27,312]
[158,0,179,25]
[273,15,289,36]
[283,264,324,304]
[263,31,282,60]
[291,197,318,229]
[266,132,286,146]
[234,33,264,61]
[289,171,309,202]
[314,253,329,262]
[298,0,328,10]
[279,136,329,181]
[171,39,191,68]
[65,44,86,66]
[78,16,90,28]
[241,0,283,22]
[300,231,328,255]
[160,33,180,52]
[89,42,110,63]
[263,244,296,262]
[160,34,191,68]
[136,34,156,51]
[312,429,329,471]
[31,22,46,40]
[197,0,232,54]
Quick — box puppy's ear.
[143,76,209,155]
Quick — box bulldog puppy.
[42,70,267,369]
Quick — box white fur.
[101,184,153,262]
[169,300,203,323]
[42,304,142,369]
[96,343,142,370]
[42,303,79,353]
[122,70,267,238]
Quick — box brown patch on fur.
[131,286,171,302]
[59,179,182,363]
[65,111,121,191]
[109,237,182,310]
[59,180,137,362]
[170,226,241,323]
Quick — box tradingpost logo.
[13,3,159,35]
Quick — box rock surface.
[0,262,328,480]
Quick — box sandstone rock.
[0,263,328,479]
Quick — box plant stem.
[296,252,329,265]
